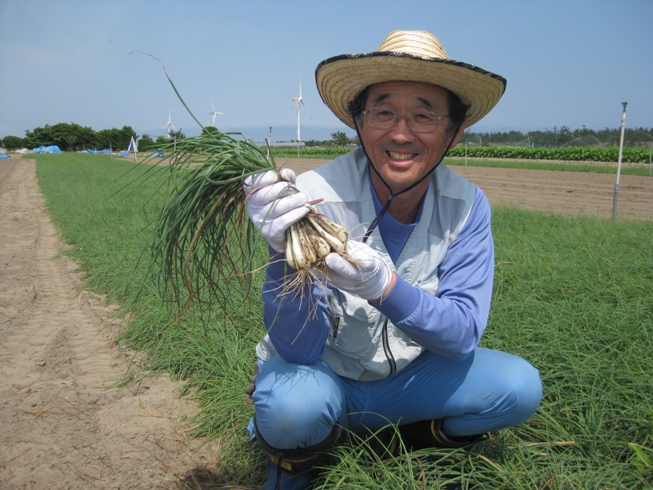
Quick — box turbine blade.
[301,100,311,118]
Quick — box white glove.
[322,240,393,301]
[243,169,309,252]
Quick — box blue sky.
[1,0,651,144]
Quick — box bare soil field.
[0,159,220,489]
[289,158,653,222]
[0,157,651,489]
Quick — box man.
[244,30,542,490]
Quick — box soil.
[0,159,222,489]
[289,158,653,222]
[1,157,651,489]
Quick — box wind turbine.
[291,74,310,142]
[209,94,227,127]
[163,109,176,137]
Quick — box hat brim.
[316,51,506,129]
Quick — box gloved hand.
[243,169,310,252]
[322,240,394,301]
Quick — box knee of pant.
[258,392,332,440]
[254,361,344,448]
[499,359,543,422]
[256,400,336,448]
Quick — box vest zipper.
[381,318,396,377]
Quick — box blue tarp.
[34,145,62,154]
[0,154,10,159]
[101,149,112,154]
[120,151,130,157]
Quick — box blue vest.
[257,148,477,380]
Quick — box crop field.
[1,153,652,488]
[288,157,653,222]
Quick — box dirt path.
[0,156,651,489]
[0,159,217,489]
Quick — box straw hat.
[315,30,506,129]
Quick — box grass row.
[34,153,653,488]
[444,157,653,176]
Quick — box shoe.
[399,419,486,450]
[260,461,313,490]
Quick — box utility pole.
[611,102,628,221]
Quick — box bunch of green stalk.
[148,128,348,314]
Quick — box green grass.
[34,153,653,488]
[443,157,653,176]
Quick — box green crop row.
[448,146,651,163]
[272,146,652,163]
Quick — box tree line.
[306,127,653,149]
[0,123,138,152]
[2,123,652,152]
[0,123,190,153]
[459,126,653,148]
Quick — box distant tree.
[597,127,619,146]
[505,130,527,144]
[557,126,573,146]
[96,125,137,150]
[116,125,137,149]
[330,131,349,146]
[574,125,594,138]
[201,126,220,137]
[1,135,24,149]
[168,128,185,140]
[529,129,557,147]
[460,132,488,146]
[95,129,113,149]
[138,133,155,151]
[626,127,653,147]
[24,123,96,151]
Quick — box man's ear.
[449,122,467,149]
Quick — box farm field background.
[289,157,653,222]
[1,154,652,488]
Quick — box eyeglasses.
[361,107,449,133]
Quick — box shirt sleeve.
[262,248,331,364]
[373,189,494,360]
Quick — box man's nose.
[389,115,416,141]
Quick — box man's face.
[359,81,463,195]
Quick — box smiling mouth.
[387,151,417,161]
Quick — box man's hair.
[348,85,470,134]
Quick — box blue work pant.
[248,347,542,450]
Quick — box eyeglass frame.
[359,106,450,133]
